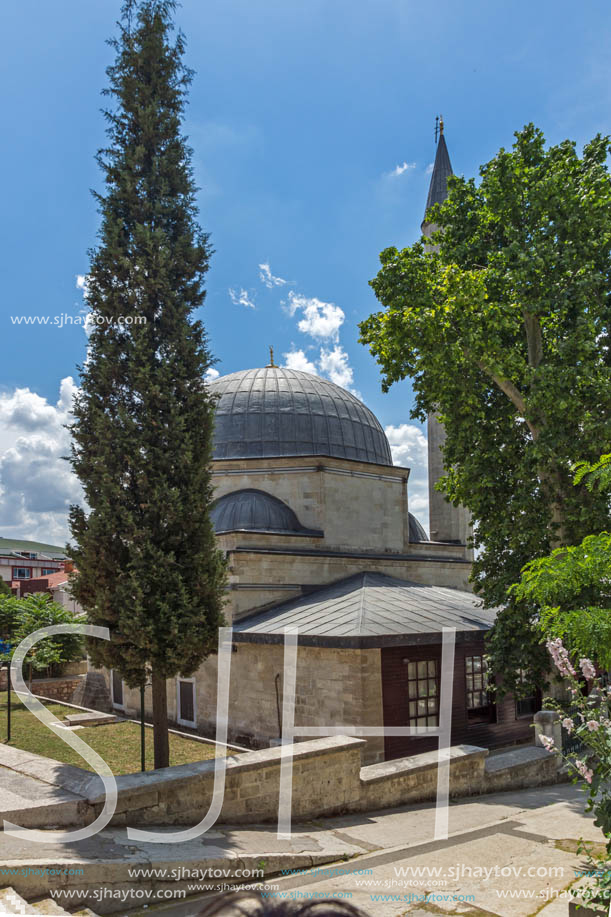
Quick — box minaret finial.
[268,345,275,367]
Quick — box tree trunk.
[151,669,170,769]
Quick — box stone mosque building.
[102,129,536,763]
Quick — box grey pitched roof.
[208,367,393,466]
[424,133,453,217]
[233,572,496,647]
[211,488,323,537]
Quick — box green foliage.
[360,124,611,693]
[574,845,611,911]
[539,645,611,873]
[0,594,83,673]
[68,0,227,693]
[0,579,12,597]
[513,533,611,668]
[512,454,611,667]
[574,453,611,494]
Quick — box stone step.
[64,712,117,728]
[71,910,101,917]
[0,886,39,914]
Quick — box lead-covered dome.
[211,489,322,536]
[208,367,393,465]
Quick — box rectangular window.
[177,678,196,728]
[465,655,493,722]
[111,669,124,709]
[41,568,58,575]
[12,568,31,579]
[406,659,439,728]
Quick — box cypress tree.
[69,0,226,769]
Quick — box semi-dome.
[211,488,322,536]
[408,513,429,543]
[208,366,392,465]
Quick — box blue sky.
[1,0,610,542]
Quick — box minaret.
[422,119,472,550]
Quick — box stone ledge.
[87,736,366,805]
[360,744,487,783]
[485,745,552,774]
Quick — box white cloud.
[389,161,416,177]
[76,274,89,293]
[204,367,220,382]
[285,292,344,342]
[318,345,360,396]
[425,162,434,175]
[229,288,255,309]
[283,349,318,375]
[0,378,83,544]
[385,423,429,531]
[384,423,427,468]
[258,263,293,289]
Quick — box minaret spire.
[420,120,472,552]
[422,116,453,233]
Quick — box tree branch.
[476,360,542,440]
[523,311,543,367]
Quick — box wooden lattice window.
[465,655,493,722]
[407,659,439,727]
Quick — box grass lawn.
[0,691,229,775]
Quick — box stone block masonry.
[82,737,563,828]
[0,672,85,703]
[0,733,564,832]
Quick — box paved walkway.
[0,782,603,916]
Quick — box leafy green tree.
[512,455,611,668]
[0,594,83,687]
[69,0,226,768]
[0,579,12,597]
[360,126,611,693]
[0,594,20,642]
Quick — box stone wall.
[222,549,473,621]
[31,675,85,703]
[79,737,562,828]
[100,644,386,764]
[211,455,411,555]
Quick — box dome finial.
[267,345,276,368]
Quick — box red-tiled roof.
[43,572,70,588]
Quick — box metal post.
[140,684,146,772]
[7,663,11,743]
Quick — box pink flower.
[574,759,594,784]
[540,734,555,751]
[586,720,599,732]
[562,717,575,734]
[546,638,576,678]
[579,658,597,680]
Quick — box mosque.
[102,127,536,763]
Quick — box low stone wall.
[32,675,85,703]
[359,745,488,810]
[0,672,85,702]
[0,733,564,831]
[81,737,563,828]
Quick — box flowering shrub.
[541,639,611,907]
